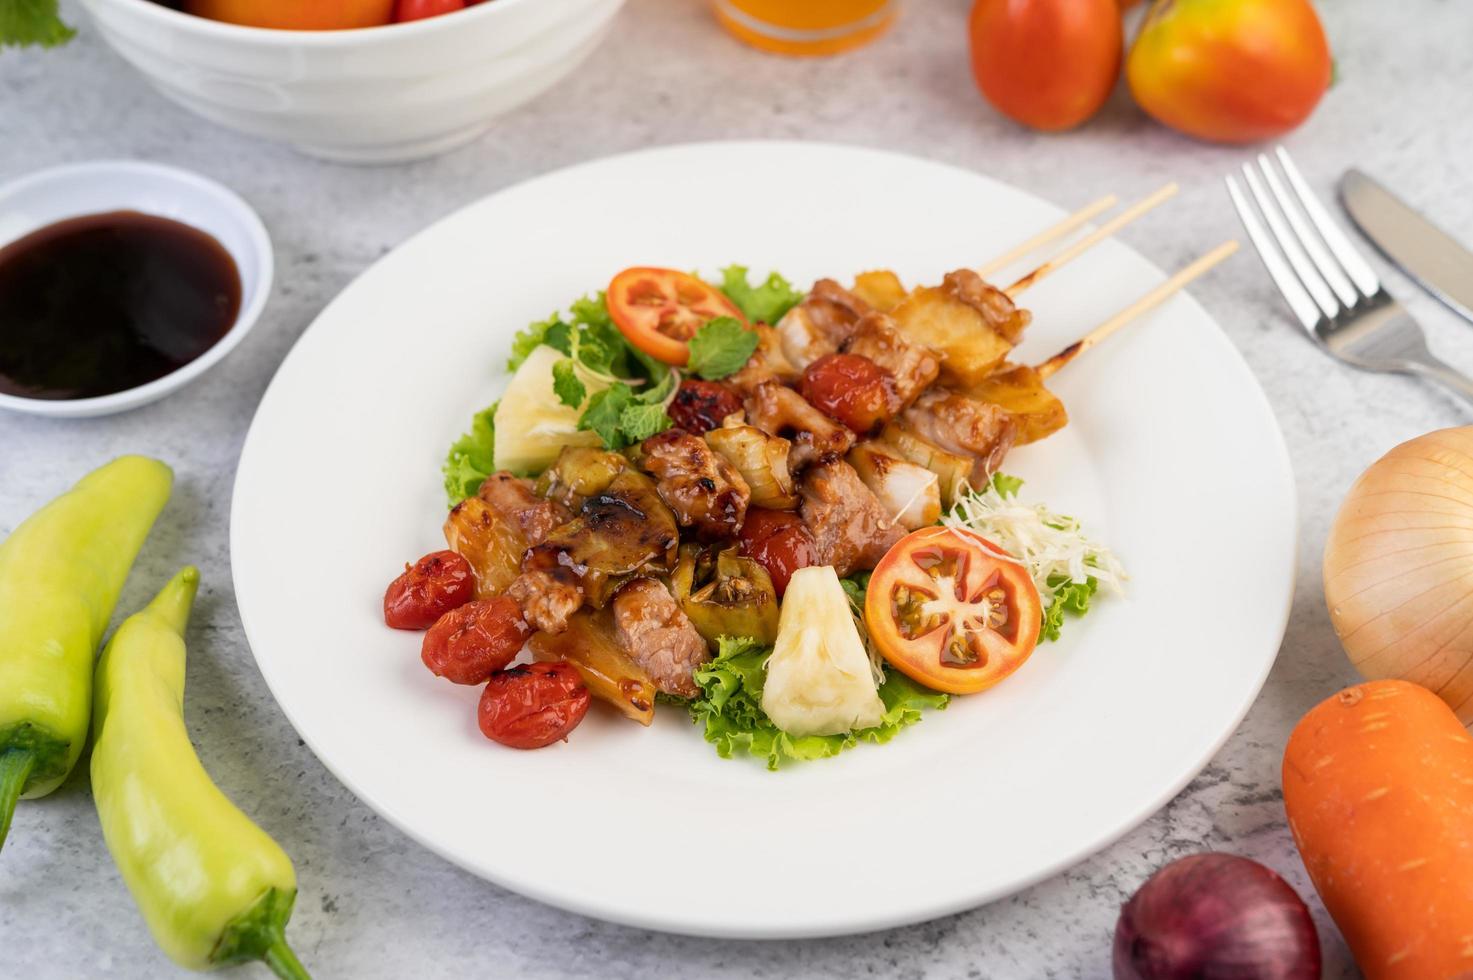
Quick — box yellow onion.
[1324,427,1473,723]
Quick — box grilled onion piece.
[847,443,941,531]
[875,422,974,508]
[705,420,799,510]
[529,610,656,725]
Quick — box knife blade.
[1340,168,1473,323]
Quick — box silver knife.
[1340,168,1473,324]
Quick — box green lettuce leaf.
[1042,575,1099,643]
[442,400,498,506]
[718,265,805,325]
[688,635,947,770]
[1,0,75,49]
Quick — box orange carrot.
[1283,680,1473,979]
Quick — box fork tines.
[1226,147,1386,333]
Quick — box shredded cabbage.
[941,475,1126,637]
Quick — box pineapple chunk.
[850,270,908,312]
[964,363,1069,446]
[889,285,1013,386]
[762,566,884,737]
[493,345,604,475]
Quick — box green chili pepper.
[671,544,781,646]
[91,566,311,978]
[0,456,172,850]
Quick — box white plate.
[232,142,1295,938]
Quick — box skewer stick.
[1005,183,1179,299]
[974,194,1119,280]
[1035,239,1240,380]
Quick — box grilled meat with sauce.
[611,577,709,698]
[510,468,679,633]
[798,459,904,578]
[901,389,1017,482]
[639,429,751,540]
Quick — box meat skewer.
[1035,239,1240,380]
[973,193,1119,280]
[1004,183,1179,298]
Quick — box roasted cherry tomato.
[865,527,1041,695]
[738,508,816,597]
[668,379,744,435]
[607,267,747,367]
[394,0,463,21]
[478,661,591,749]
[384,550,475,630]
[421,596,532,685]
[799,353,900,434]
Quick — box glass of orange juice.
[713,0,898,56]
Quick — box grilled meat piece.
[941,269,1032,345]
[727,324,800,395]
[798,459,905,578]
[775,279,872,370]
[611,577,709,698]
[901,388,1017,482]
[507,569,583,636]
[745,380,854,472]
[476,471,572,547]
[842,312,940,409]
[511,469,679,633]
[639,429,751,540]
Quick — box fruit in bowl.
[182,0,396,29]
[72,0,625,163]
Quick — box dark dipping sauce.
[0,210,241,400]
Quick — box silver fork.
[1226,146,1473,404]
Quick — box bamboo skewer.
[1005,183,1180,299]
[1035,239,1241,380]
[974,194,1119,280]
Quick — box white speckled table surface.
[4,0,1473,976]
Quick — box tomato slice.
[607,267,747,366]
[864,527,1041,695]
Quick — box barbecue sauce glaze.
[0,210,241,400]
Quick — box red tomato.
[1126,0,1331,143]
[968,0,1123,131]
[864,527,1041,695]
[738,508,816,597]
[478,661,591,749]
[394,0,462,21]
[607,267,747,367]
[384,550,475,630]
[421,597,531,685]
[668,379,744,435]
[799,353,900,434]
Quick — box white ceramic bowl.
[79,0,625,164]
[0,160,273,419]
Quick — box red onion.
[1113,853,1320,980]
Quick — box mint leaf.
[508,315,570,371]
[551,358,586,408]
[619,402,673,442]
[687,317,760,380]
[718,265,805,325]
[578,383,635,449]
